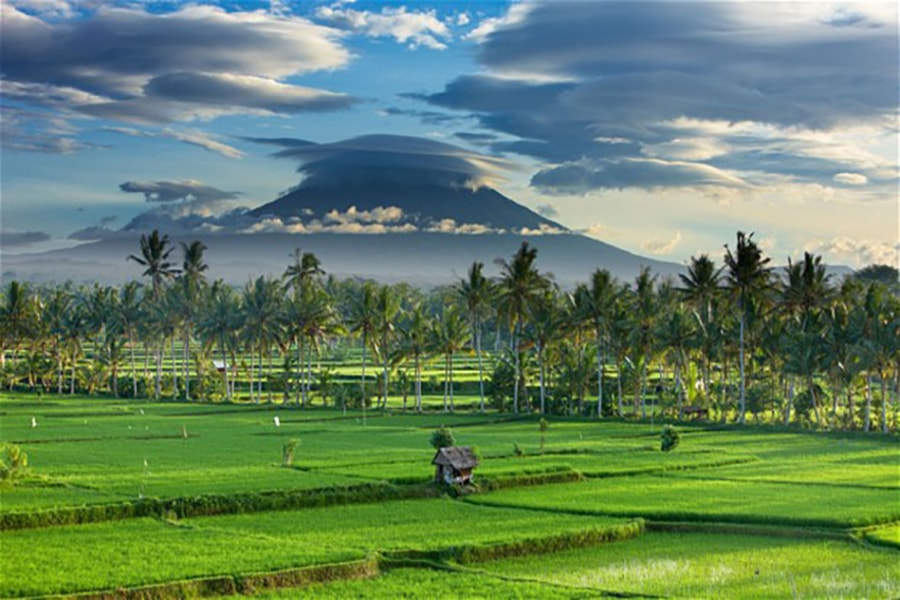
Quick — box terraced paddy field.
[1,393,897,598]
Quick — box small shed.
[432,446,479,485]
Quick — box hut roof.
[431,446,478,470]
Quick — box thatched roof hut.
[432,446,478,484]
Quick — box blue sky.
[1,0,897,269]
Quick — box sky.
[1,0,898,270]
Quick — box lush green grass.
[0,498,631,597]
[2,393,898,598]
[467,475,900,528]
[250,567,590,599]
[477,531,900,599]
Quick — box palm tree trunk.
[249,349,256,404]
[56,338,64,395]
[70,347,77,395]
[221,336,230,402]
[738,313,746,425]
[476,323,485,413]
[784,376,794,426]
[880,371,888,434]
[415,354,422,413]
[296,336,304,405]
[512,323,520,415]
[360,334,367,425]
[443,355,449,413]
[449,352,455,413]
[864,373,872,432]
[129,333,138,398]
[183,326,191,401]
[382,338,389,411]
[616,359,624,417]
[809,376,822,428]
[539,346,546,415]
[596,334,603,418]
[267,348,274,404]
[171,336,178,399]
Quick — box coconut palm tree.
[724,231,772,424]
[197,281,240,402]
[374,284,402,410]
[679,254,722,405]
[394,302,430,412]
[128,230,179,299]
[179,240,208,400]
[525,289,563,415]
[0,281,39,377]
[347,281,378,420]
[241,276,284,403]
[430,303,469,412]
[456,261,494,412]
[576,269,617,418]
[656,302,695,419]
[41,285,73,394]
[496,241,547,414]
[629,267,657,418]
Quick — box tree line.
[1,229,897,432]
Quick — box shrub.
[429,426,455,449]
[0,444,29,481]
[283,439,300,467]
[661,425,680,452]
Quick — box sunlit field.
[1,392,897,598]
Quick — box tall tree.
[576,269,617,418]
[347,282,378,421]
[430,304,469,413]
[679,254,722,406]
[724,231,772,424]
[456,261,493,412]
[374,284,401,410]
[179,240,208,400]
[496,242,547,414]
[128,230,179,299]
[197,281,240,402]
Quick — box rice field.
[1,392,897,598]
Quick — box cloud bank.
[421,1,898,197]
[254,133,511,189]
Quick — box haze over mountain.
[3,134,686,286]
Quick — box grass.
[0,498,632,597]
[477,531,900,599]
[1,392,898,598]
[466,474,900,528]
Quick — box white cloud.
[105,127,244,159]
[642,231,683,255]
[833,172,869,186]
[315,3,450,49]
[464,3,533,44]
[804,237,899,268]
[324,205,405,224]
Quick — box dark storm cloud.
[0,230,52,248]
[252,134,510,189]
[1,4,353,123]
[422,1,898,195]
[119,180,241,204]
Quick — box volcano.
[2,134,687,286]
[249,181,562,233]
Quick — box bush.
[661,425,680,452]
[0,444,28,481]
[283,439,300,466]
[429,425,455,449]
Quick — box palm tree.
[179,240,208,400]
[724,231,772,425]
[374,284,401,410]
[128,230,179,299]
[496,242,547,414]
[431,304,469,412]
[679,254,722,406]
[456,261,493,412]
[41,285,73,394]
[118,282,144,397]
[394,302,430,412]
[656,302,695,419]
[576,269,617,418]
[525,289,563,415]
[347,281,378,421]
[241,276,284,404]
[630,267,657,418]
[197,281,240,402]
[0,281,39,376]
[283,248,324,292]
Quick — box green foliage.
[660,425,680,452]
[0,443,28,481]
[429,425,455,449]
[282,438,300,467]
